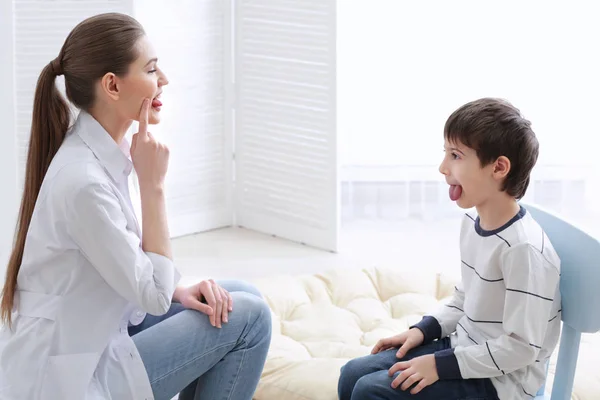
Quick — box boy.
[338,98,561,400]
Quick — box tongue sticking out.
[151,98,162,108]
[449,185,463,201]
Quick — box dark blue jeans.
[338,337,499,400]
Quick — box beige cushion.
[251,266,600,400]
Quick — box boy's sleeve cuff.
[410,316,442,344]
[434,348,462,380]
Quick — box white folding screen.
[13,0,133,191]
[134,0,233,237]
[233,0,338,251]
[9,0,338,251]
[0,0,17,280]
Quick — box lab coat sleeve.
[67,181,180,315]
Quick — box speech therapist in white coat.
[0,13,271,400]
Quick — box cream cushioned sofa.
[250,266,600,400]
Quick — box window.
[339,1,600,237]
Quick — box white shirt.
[0,111,181,400]
[417,207,561,400]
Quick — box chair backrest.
[525,203,600,333]
[523,203,600,399]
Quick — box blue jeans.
[129,280,271,400]
[338,337,499,400]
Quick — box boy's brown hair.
[444,98,539,199]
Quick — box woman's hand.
[131,98,170,190]
[132,99,172,259]
[175,280,233,328]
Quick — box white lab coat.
[0,112,181,399]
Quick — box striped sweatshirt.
[415,206,561,399]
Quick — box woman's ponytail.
[0,58,70,327]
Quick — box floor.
[171,199,600,286]
[172,217,463,286]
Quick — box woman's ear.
[493,156,511,179]
[100,72,120,101]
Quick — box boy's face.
[439,140,500,209]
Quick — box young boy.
[338,98,561,400]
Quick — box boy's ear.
[492,156,511,179]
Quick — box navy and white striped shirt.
[416,206,561,399]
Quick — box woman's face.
[115,35,169,125]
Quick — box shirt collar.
[75,111,133,181]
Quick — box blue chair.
[523,203,600,399]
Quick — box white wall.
[337,0,600,233]
[338,1,600,167]
[0,1,18,284]
[134,1,234,238]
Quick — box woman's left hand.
[175,280,233,328]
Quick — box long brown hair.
[0,13,145,326]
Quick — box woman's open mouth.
[151,94,162,110]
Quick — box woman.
[0,13,271,400]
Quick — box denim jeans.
[129,280,272,400]
[338,337,499,400]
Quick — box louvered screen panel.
[1,1,18,274]
[14,0,133,191]
[234,0,338,251]
[135,0,232,237]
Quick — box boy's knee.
[354,373,402,399]
[339,356,374,379]
[338,359,366,399]
[339,358,358,380]
[337,364,350,399]
[352,375,379,398]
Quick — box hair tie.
[50,58,63,76]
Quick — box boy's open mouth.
[449,184,463,201]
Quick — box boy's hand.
[371,328,425,358]
[388,354,439,394]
